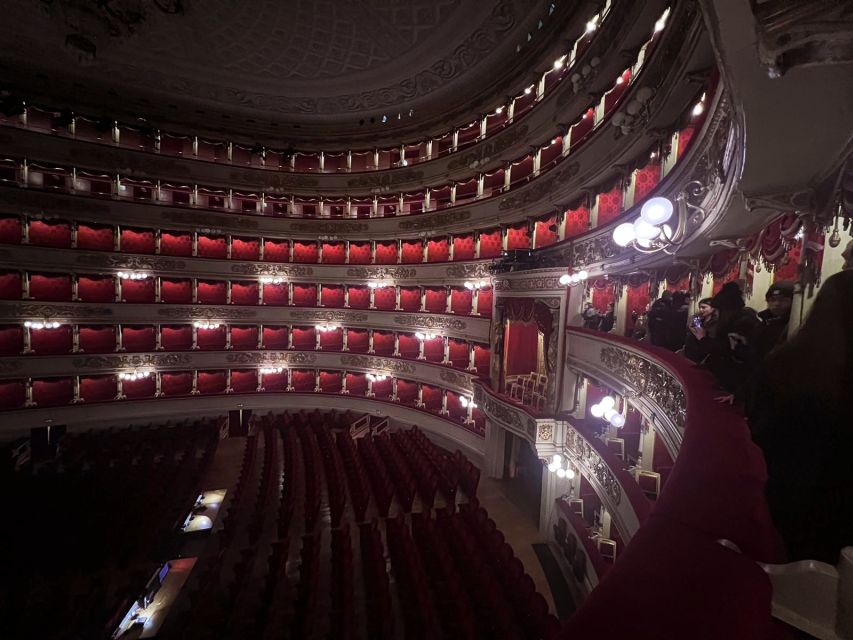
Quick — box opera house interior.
[0,1,852,638]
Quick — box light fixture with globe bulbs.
[589,395,626,428]
[547,453,576,479]
[559,270,589,287]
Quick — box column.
[467,342,477,372]
[445,286,452,313]
[72,325,80,352]
[192,279,198,303]
[115,377,125,400]
[287,326,294,349]
[395,286,401,311]
[344,287,350,308]
[155,372,163,397]
[225,369,233,393]
[114,276,122,302]
[191,370,199,395]
[533,148,542,176]
[558,209,567,242]
[440,390,449,415]
[341,371,349,394]
[257,371,264,392]
[370,240,377,264]
[368,329,375,354]
[416,383,424,407]
[288,282,294,305]
[342,329,349,352]
[452,129,459,152]
[424,189,432,211]
[442,336,451,364]
[448,235,455,261]
[417,338,425,360]
[503,163,512,190]
[474,232,481,259]
[367,376,375,398]
[538,464,560,536]
[369,286,376,309]
[114,225,121,251]
[501,227,509,252]
[419,286,426,311]
[477,174,484,198]
[472,287,480,315]
[479,115,487,139]
[192,232,198,256]
[314,369,321,392]
[465,402,474,425]
[155,325,163,350]
[614,284,628,336]
[70,221,78,248]
[226,281,232,305]
[225,325,232,350]
[71,275,79,302]
[288,242,295,262]
[286,367,294,391]
[318,240,324,264]
[258,237,264,260]
[24,378,35,407]
[345,240,351,264]
[396,239,403,264]
[257,324,264,349]
[316,285,322,307]
[226,235,233,259]
[393,333,400,356]
[258,282,264,305]
[155,277,161,303]
[315,329,322,350]
[22,325,32,354]
[192,324,199,350]
[483,421,507,478]
[115,324,124,352]
[422,241,429,263]
[21,216,29,244]
[450,183,457,205]
[391,378,399,401]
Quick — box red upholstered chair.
[262,282,289,306]
[319,327,343,351]
[0,325,24,355]
[79,325,116,352]
[427,238,450,262]
[32,377,74,407]
[161,371,192,396]
[450,288,472,315]
[291,326,316,350]
[29,220,71,248]
[375,241,397,264]
[263,325,289,349]
[30,274,72,301]
[398,333,419,359]
[320,370,342,392]
[0,380,25,409]
[161,325,192,350]
[396,379,418,405]
[197,326,226,350]
[0,216,22,244]
[123,375,155,399]
[198,234,227,259]
[78,275,115,303]
[160,231,193,256]
[322,242,346,264]
[372,377,392,400]
[198,370,226,395]
[122,326,156,352]
[373,286,396,310]
[346,372,368,395]
[372,331,394,356]
[0,272,22,299]
[347,329,368,353]
[290,369,315,392]
[76,223,114,251]
[263,239,290,262]
[293,241,319,263]
[122,278,155,303]
[230,369,258,393]
[197,280,226,304]
[231,237,260,260]
[535,215,559,248]
[479,230,502,258]
[161,278,192,303]
[477,287,493,317]
[231,282,259,306]
[292,284,317,306]
[231,325,258,350]
[347,286,369,309]
[348,242,371,264]
[321,285,345,308]
[399,287,420,311]
[453,235,475,260]
[449,338,469,368]
[80,375,116,403]
[596,187,624,226]
[401,240,423,264]
[30,325,72,355]
[120,228,155,254]
[507,224,530,250]
[474,345,490,376]
[424,287,446,313]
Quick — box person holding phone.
[683,297,716,363]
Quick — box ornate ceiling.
[1,0,555,143]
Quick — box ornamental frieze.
[0,360,22,373]
[474,385,537,440]
[225,352,316,366]
[75,254,187,271]
[289,221,369,234]
[446,123,530,171]
[226,170,318,190]
[537,423,553,442]
[345,267,417,279]
[156,307,257,320]
[444,263,491,279]
[600,346,686,430]
[438,369,473,391]
[290,310,369,323]
[565,424,622,505]
[339,355,416,375]
[493,276,563,291]
[230,263,314,277]
[346,170,425,190]
[162,210,259,230]
[571,233,625,268]
[398,210,471,231]
[10,303,113,318]
[71,353,192,369]
[393,315,466,331]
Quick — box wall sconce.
[590,395,626,428]
[559,270,588,286]
[259,366,284,374]
[459,396,478,409]
[24,320,61,330]
[464,280,489,290]
[259,275,285,284]
[366,373,387,382]
[119,369,152,381]
[194,321,221,329]
[315,324,338,332]
[117,271,149,280]
[415,331,439,340]
[547,454,576,479]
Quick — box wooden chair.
[605,437,625,460]
[597,537,617,562]
[636,469,661,500]
[568,498,584,516]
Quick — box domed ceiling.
[0,0,558,143]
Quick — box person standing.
[753,281,794,363]
[599,303,615,333]
[647,291,672,347]
[683,297,717,363]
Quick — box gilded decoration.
[225,351,316,366]
[493,275,564,292]
[8,303,113,318]
[393,315,466,331]
[72,353,191,369]
[564,423,622,505]
[475,385,537,440]
[230,263,314,277]
[291,310,369,323]
[438,368,474,391]
[339,355,416,375]
[227,170,318,190]
[346,170,424,190]
[599,346,687,430]
[345,267,417,279]
[446,123,530,171]
[157,307,257,320]
[571,234,625,269]
[289,221,369,234]
[398,210,471,231]
[445,263,491,279]
[537,423,553,442]
[162,210,259,230]
[76,254,187,271]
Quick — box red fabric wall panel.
[396,379,418,405]
[399,287,420,311]
[120,228,155,254]
[0,272,21,299]
[447,392,465,421]
[260,371,287,391]
[507,224,530,250]
[347,329,368,352]
[30,326,72,355]
[262,282,289,306]
[534,215,559,248]
[474,344,490,376]
[677,125,696,159]
[451,288,472,315]
[291,326,316,350]
[122,278,155,303]
[398,333,419,359]
[479,230,502,258]
[319,328,343,350]
[373,287,396,310]
[76,224,114,251]
[348,242,371,264]
[422,384,441,411]
[32,377,73,407]
[320,371,342,392]
[597,187,624,226]
[161,278,192,303]
[424,287,446,313]
[504,323,538,376]
[263,326,289,349]
[122,326,155,352]
[477,287,493,317]
[625,281,651,337]
[29,220,71,248]
[160,231,192,256]
[197,280,226,304]
[0,325,23,355]
[231,369,257,393]
[634,162,662,203]
[347,286,369,309]
[423,337,443,362]
[453,235,475,260]
[78,275,115,302]
[449,339,468,368]
[197,326,226,350]
[231,325,258,349]
[0,380,25,409]
[231,282,259,306]
[292,284,317,306]
[592,282,616,313]
[570,110,594,146]
[346,373,368,395]
[198,371,226,395]
[123,375,155,400]
[321,285,345,308]
[372,377,392,400]
[564,205,591,238]
[231,237,259,260]
[0,216,22,244]
[197,234,227,259]
[372,331,394,355]
[290,369,315,392]
[79,325,115,353]
[263,239,290,262]
[375,241,397,264]
[161,372,192,396]
[401,240,423,264]
[322,242,346,264]
[293,241,319,263]
[161,325,192,350]
[30,274,72,301]
[427,238,449,262]
[80,375,115,403]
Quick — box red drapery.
[503,298,554,372]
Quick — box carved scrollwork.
[438,368,473,391]
[493,275,563,291]
[475,386,537,440]
[393,315,466,331]
[571,233,626,269]
[162,210,259,230]
[71,353,192,369]
[156,307,257,320]
[339,354,416,374]
[600,346,686,430]
[229,263,314,277]
[75,254,187,271]
[225,351,316,365]
[445,263,491,279]
[537,423,553,442]
[289,221,369,234]
[564,424,622,505]
[398,210,471,231]
[446,124,530,171]
[290,310,369,323]
[345,267,417,279]
[346,170,425,189]
[10,303,113,318]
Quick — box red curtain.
[198,371,226,395]
[30,274,72,301]
[320,371,342,392]
[124,376,155,399]
[161,325,192,350]
[453,235,475,260]
[32,378,74,407]
[29,220,71,248]
[232,237,259,260]
[423,336,443,362]
[347,286,369,309]
[197,280,227,304]
[535,215,558,248]
[398,333,419,359]
[479,230,502,258]
[625,280,651,336]
[597,187,624,226]
[0,325,23,355]
[77,224,113,250]
[424,287,446,313]
[263,239,290,262]
[399,287,420,311]
[422,384,441,411]
[161,372,192,396]
[263,282,288,306]
[564,205,591,239]
[79,326,115,352]
[0,381,25,409]
[319,328,343,350]
[450,288,472,315]
[231,326,258,349]
[375,242,397,264]
[321,285,345,308]
[122,278,155,303]
[291,327,316,350]
[449,339,468,368]
[78,276,115,303]
[198,234,227,259]
[197,326,226,350]
[80,375,115,403]
[322,242,346,264]
[161,231,192,256]
[292,284,317,306]
[396,379,418,405]
[30,326,72,355]
[374,287,396,310]
[122,326,156,352]
[478,287,493,317]
[231,282,259,306]
[120,228,155,254]
[231,369,258,393]
[348,242,371,264]
[293,241,319,263]
[0,216,21,244]
[592,280,616,313]
[291,369,315,392]
[263,325,289,349]
[346,373,368,395]
[373,331,394,355]
[503,298,554,371]
[504,322,538,377]
[347,329,368,352]
[427,238,449,262]
[474,344,490,376]
[507,224,530,250]
[0,272,21,299]
[401,240,423,264]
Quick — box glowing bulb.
[616,76,624,85]
[613,222,636,247]
[654,18,665,32]
[600,396,616,410]
[524,86,533,95]
[559,274,571,286]
[640,196,674,225]
[692,102,704,117]
[633,218,662,240]
[610,414,626,428]
[548,462,559,473]
[495,106,504,114]
[464,281,474,290]
[590,404,605,418]
[556,468,567,478]
[553,57,565,70]
[552,454,562,465]
[566,468,576,480]
[604,408,617,422]
[577,270,588,280]
[585,19,597,33]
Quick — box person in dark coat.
[647,290,672,347]
[683,297,717,362]
[663,291,690,351]
[753,281,794,363]
[748,270,853,563]
[599,303,615,333]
